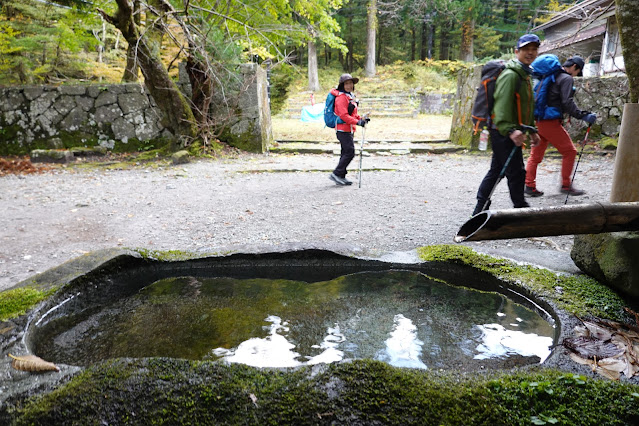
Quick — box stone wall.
[0,84,170,155]
[450,65,630,149]
[0,64,272,155]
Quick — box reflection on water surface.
[33,271,554,370]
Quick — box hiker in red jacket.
[525,56,596,197]
[329,74,369,186]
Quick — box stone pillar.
[221,64,273,153]
[571,102,639,298]
[610,103,639,202]
[449,65,481,149]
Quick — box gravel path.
[0,151,616,291]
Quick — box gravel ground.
[0,151,616,292]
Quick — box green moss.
[0,286,57,321]
[134,248,215,262]
[417,245,628,320]
[598,136,618,150]
[8,359,639,425]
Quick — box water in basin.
[33,270,554,370]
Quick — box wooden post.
[611,103,639,202]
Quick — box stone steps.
[270,139,463,155]
[282,92,420,119]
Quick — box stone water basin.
[23,249,556,372]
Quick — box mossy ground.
[6,359,639,425]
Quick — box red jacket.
[331,88,361,133]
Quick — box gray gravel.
[0,151,616,291]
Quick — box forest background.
[0,0,617,147]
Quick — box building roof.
[538,24,606,53]
[533,0,614,32]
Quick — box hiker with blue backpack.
[524,55,597,197]
[327,73,369,186]
[472,34,541,216]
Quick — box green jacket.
[492,59,536,137]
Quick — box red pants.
[525,119,577,188]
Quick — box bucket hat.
[338,73,359,85]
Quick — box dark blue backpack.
[532,54,563,120]
[471,60,506,133]
[323,90,344,128]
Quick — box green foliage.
[0,286,56,321]
[269,62,295,115]
[474,25,503,60]
[0,0,101,84]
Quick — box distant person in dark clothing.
[329,74,369,186]
[472,34,541,215]
[525,56,597,197]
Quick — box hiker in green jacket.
[472,34,542,216]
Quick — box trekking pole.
[564,124,591,205]
[358,125,366,188]
[481,125,538,212]
[481,145,519,212]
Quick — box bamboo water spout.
[454,202,639,243]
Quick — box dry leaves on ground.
[563,309,639,380]
[0,157,55,176]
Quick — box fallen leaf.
[9,354,59,372]
[566,314,639,380]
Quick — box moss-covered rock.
[418,244,629,321]
[4,359,639,425]
[571,233,639,298]
[29,149,74,164]
[171,150,190,165]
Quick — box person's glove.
[583,113,596,124]
[357,118,368,127]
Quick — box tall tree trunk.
[122,43,140,82]
[376,23,382,65]
[346,15,353,72]
[308,39,320,92]
[420,21,427,60]
[460,17,474,61]
[427,22,433,59]
[98,0,197,145]
[503,0,509,23]
[364,0,376,77]
[122,0,140,82]
[324,43,330,66]
[410,28,416,61]
[439,24,450,60]
[616,0,639,102]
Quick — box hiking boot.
[514,202,531,209]
[342,177,353,185]
[561,186,585,196]
[525,186,544,197]
[329,173,348,185]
